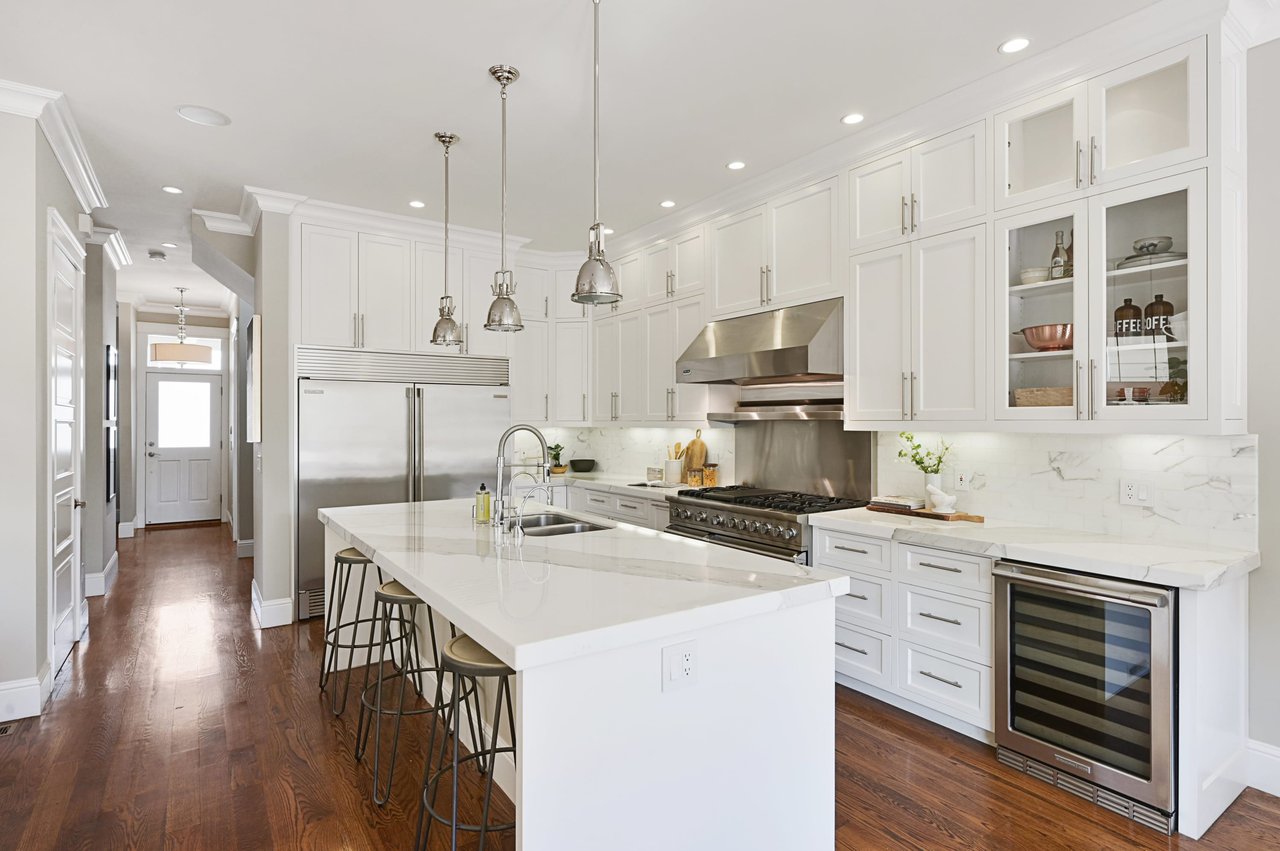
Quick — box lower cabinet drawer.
[611,495,653,524]
[897,584,992,665]
[581,489,613,515]
[834,570,893,633]
[896,641,992,731]
[834,623,891,691]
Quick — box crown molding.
[1231,0,1280,43]
[87,226,132,270]
[0,79,58,118]
[135,299,229,319]
[0,80,108,214]
[193,208,255,236]
[515,247,586,271]
[291,194,533,254]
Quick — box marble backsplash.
[875,432,1259,551]
[541,426,736,483]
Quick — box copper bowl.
[1018,323,1074,352]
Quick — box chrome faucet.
[512,485,553,539]
[494,424,551,526]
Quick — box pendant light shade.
[430,132,463,346]
[573,0,621,305]
[485,64,523,332]
[150,287,213,365]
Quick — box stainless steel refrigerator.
[296,379,511,618]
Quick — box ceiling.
[2,0,1160,307]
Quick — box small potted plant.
[548,444,568,475]
[897,432,951,508]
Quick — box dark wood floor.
[1,523,1276,850]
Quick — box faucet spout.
[493,424,552,526]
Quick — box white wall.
[82,242,117,588]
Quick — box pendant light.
[150,287,213,365]
[572,0,620,305]
[484,64,523,332]
[430,131,462,346]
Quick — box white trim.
[135,301,229,320]
[236,539,254,559]
[836,674,995,745]
[251,579,293,629]
[193,208,255,236]
[1249,738,1280,797]
[38,96,108,213]
[0,666,52,722]
[87,227,132,270]
[84,550,118,597]
[117,519,135,538]
[0,78,59,118]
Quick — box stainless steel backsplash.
[733,421,875,500]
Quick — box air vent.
[298,586,326,620]
[0,723,13,736]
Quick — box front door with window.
[145,373,222,523]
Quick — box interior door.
[846,244,911,422]
[145,373,223,523]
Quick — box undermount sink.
[511,513,608,537]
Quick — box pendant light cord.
[593,0,601,227]
[500,80,508,274]
[443,139,451,296]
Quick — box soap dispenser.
[475,483,492,524]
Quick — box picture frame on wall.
[246,315,262,443]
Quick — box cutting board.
[867,504,984,523]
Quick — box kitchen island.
[319,499,849,851]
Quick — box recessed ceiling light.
[998,37,1030,54]
[160,242,178,248]
[161,185,183,194]
[602,228,614,235]
[409,200,426,209]
[660,200,675,208]
[726,161,746,171]
[841,113,865,126]
[176,104,232,127]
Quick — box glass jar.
[1114,298,1143,338]
[686,468,704,488]
[703,464,719,487]
[1144,294,1175,340]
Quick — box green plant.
[897,432,951,475]
[548,444,565,465]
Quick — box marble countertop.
[809,508,1259,590]
[540,473,687,500]
[320,499,848,671]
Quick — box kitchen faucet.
[493,424,551,526]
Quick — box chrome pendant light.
[572,0,620,305]
[484,64,523,332]
[430,131,462,346]
[150,287,213,365]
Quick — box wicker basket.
[1012,386,1073,407]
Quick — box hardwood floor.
[0,522,1276,849]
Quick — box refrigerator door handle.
[414,387,425,500]
[407,387,417,501]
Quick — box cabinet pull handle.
[463,323,469,354]
[1089,135,1098,185]
[834,545,868,555]
[544,296,549,318]
[919,670,963,689]
[919,611,962,626]
[760,266,766,305]
[910,193,918,232]
[901,196,908,235]
[765,266,772,303]
[918,560,962,573]
[619,502,639,510]
[845,592,869,601]
[1075,360,1084,420]
[836,641,869,656]
[1090,358,1098,418]
[360,314,366,348]
[582,393,587,422]
[1075,140,1084,188]
[909,371,917,419]
[353,313,359,347]
[901,372,909,420]
[582,303,587,318]
[544,393,549,421]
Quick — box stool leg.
[319,559,343,692]
[450,674,463,851]
[373,603,417,806]
[332,561,371,716]
[355,599,390,762]
[477,674,509,851]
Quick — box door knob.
[147,451,161,457]
[73,499,86,509]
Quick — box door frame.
[134,320,230,527]
[143,371,225,524]
[46,207,86,671]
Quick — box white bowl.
[1019,267,1051,285]
[1134,235,1174,254]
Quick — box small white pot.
[925,473,943,508]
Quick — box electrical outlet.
[1120,480,1153,507]
[955,470,972,491]
[661,640,697,692]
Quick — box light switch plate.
[661,640,697,692]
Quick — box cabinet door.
[643,304,674,421]
[672,295,708,420]
[592,317,620,422]
[614,252,645,309]
[911,225,986,421]
[513,265,550,321]
[671,226,706,297]
[643,242,672,303]
[358,233,413,351]
[849,151,911,252]
[911,122,986,238]
[300,224,359,347]
[1088,39,1207,186]
[994,84,1088,211]
[461,251,511,357]
[414,242,464,351]
[710,204,768,317]
[510,318,549,423]
[768,176,839,307]
[1087,171,1206,422]
[554,268,590,320]
[846,245,911,422]
[617,311,646,421]
[552,321,590,424]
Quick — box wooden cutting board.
[682,429,707,480]
[866,503,984,523]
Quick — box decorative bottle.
[1114,298,1143,338]
[1050,231,1068,279]
[1144,294,1175,340]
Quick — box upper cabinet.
[510,318,551,423]
[358,234,413,351]
[849,123,986,253]
[642,226,707,305]
[462,251,510,358]
[552,321,590,425]
[413,242,464,352]
[709,205,768,317]
[513,265,551,322]
[554,269,590,320]
[995,85,1089,211]
[301,224,359,348]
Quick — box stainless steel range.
[665,486,867,565]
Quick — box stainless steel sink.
[510,513,608,536]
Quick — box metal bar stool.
[416,634,517,851]
[318,547,383,715]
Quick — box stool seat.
[376,579,420,605]
[443,635,511,678]
[336,546,373,564]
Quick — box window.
[156,380,212,448]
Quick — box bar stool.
[318,547,383,715]
[416,634,517,851]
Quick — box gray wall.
[82,243,118,585]
[116,302,135,524]
[1248,39,1280,749]
[235,298,255,545]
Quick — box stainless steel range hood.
[676,298,842,385]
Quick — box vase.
[925,473,942,509]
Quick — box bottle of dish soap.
[474,483,491,524]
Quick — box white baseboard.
[236,539,254,559]
[835,674,995,746]
[0,663,53,722]
[222,507,232,526]
[1250,738,1280,798]
[84,551,119,597]
[118,520,135,539]
[251,578,293,629]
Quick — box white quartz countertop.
[320,499,848,670]
[545,473,686,500]
[809,507,1258,591]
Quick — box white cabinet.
[414,242,464,351]
[510,318,550,423]
[552,321,590,425]
[514,264,551,322]
[462,251,510,358]
[617,311,646,421]
[768,177,840,307]
[849,152,911,252]
[671,296,708,420]
[643,241,672,303]
[613,252,645,311]
[642,226,707,305]
[710,205,768,317]
[301,224,359,347]
[554,269,590,320]
[593,316,620,422]
[643,305,674,421]
[358,233,413,351]
[846,225,985,424]
[994,85,1089,210]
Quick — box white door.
[671,226,707,298]
[413,242,464,351]
[994,84,1089,210]
[462,251,510,357]
[644,242,672,303]
[768,176,839,306]
[644,303,674,420]
[48,216,85,675]
[617,311,646,421]
[671,295,708,420]
[358,233,413,351]
[145,373,223,523]
[592,316,620,421]
[710,204,768,317]
[552,321,590,424]
[849,150,911,252]
[510,319,550,423]
[911,122,986,238]
[300,224,359,347]
[847,245,911,422]
[911,225,987,421]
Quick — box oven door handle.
[993,564,1170,609]
[665,526,807,565]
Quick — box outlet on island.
[661,640,697,692]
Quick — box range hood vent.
[676,298,842,386]
[706,382,843,423]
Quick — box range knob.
[782,527,798,540]
[747,520,759,533]
[695,511,708,523]
[711,515,724,527]
[679,508,692,520]
[735,518,749,531]
[762,523,775,536]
